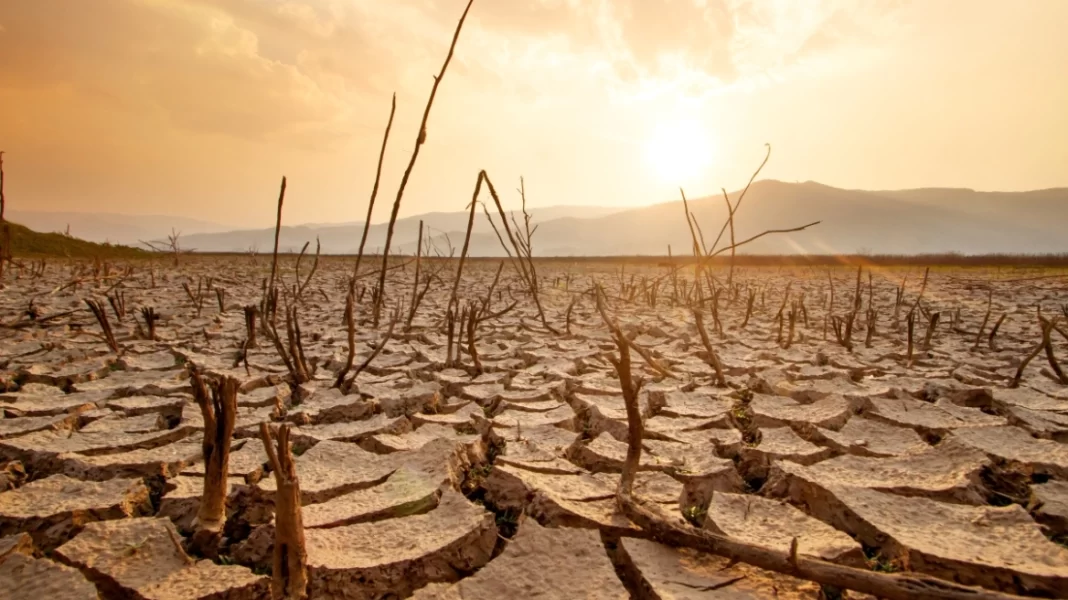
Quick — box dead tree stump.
[189,369,238,557]
[260,422,308,600]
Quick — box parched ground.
[1,255,1067,599]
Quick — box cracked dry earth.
[1,257,1067,599]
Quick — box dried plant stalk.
[335,289,357,388]
[599,307,644,494]
[140,306,158,341]
[1014,316,1067,386]
[974,289,993,350]
[266,305,312,384]
[244,305,257,348]
[989,313,1006,350]
[693,309,727,387]
[466,302,482,373]
[481,171,558,333]
[405,220,424,330]
[267,177,287,295]
[85,298,119,352]
[107,291,126,322]
[0,150,5,223]
[922,311,940,351]
[295,238,320,300]
[906,310,916,365]
[448,180,481,314]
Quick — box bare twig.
[374,0,475,326]
[295,237,320,300]
[405,221,425,330]
[342,305,400,392]
[353,93,397,281]
[267,176,287,296]
[593,285,673,379]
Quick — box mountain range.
[12,181,1068,256]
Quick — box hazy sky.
[1,0,1066,227]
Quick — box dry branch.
[593,286,673,379]
[481,172,558,333]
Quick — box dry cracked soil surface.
[1,256,1067,598]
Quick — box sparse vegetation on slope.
[4,221,150,258]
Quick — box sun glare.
[644,117,715,187]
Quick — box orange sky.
[1,0,1066,227]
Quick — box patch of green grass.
[494,508,522,538]
[682,505,707,527]
[863,548,902,573]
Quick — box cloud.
[0,0,906,146]
[448,0,907,109]
[0,0,367,145]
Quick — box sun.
[644,117,715,187]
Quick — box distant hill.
[6,210,233,246]
[3,222,150,258]
[174,181,1068,256]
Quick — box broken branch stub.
[260,423,308,600]
[189,369,238,556]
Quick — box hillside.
[6,210,233,246]
[173,181,1068,256]
[2,222,150,258]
